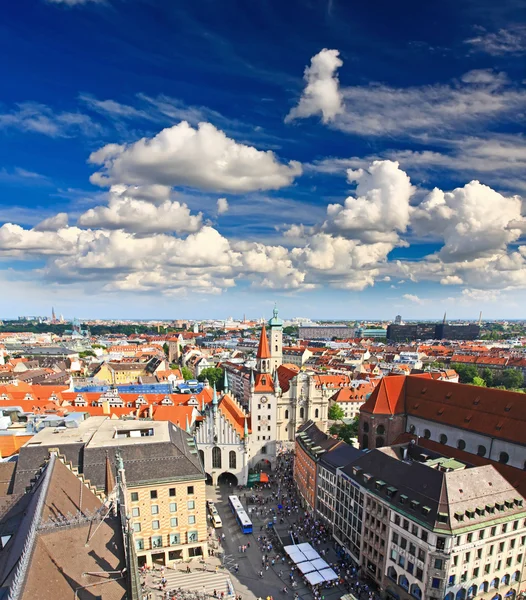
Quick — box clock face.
[260,396,268,404]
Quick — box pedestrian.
[259,570,263,578]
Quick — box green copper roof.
[268,305,283,327]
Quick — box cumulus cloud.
[402,294,424,304]
[78,185,202,234]
[285,49,344,123]
[287,49,526,137]
[89,121,302,193]
[413,181,523,261]
[324,160,413,242]
[217,198,229,215]
[34,213,69,232]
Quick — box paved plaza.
[141,456,376,600]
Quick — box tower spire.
[256,325,270,373]
[212,382,218,413]
[223,369,229,393]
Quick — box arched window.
[456,589,466,600]
[409,424,416,434]
[199,449,205,469]
[315,408,319,418]
[491,577,499,589]
[467,584,477,598]
[457,439,466,450]
[299,407,304,419]
[478,445,487,457]
[512,571,520,582]
[399,575,409,591]
[362,434,369,449]
[445,594,454,600]
[363,422,369,433]
[212,447,221,469]
[424,429,431,439]
[229,451,236,469]
[285,409,289,419]
[499,452,509,464]
[387,566,397,581]
[376,424,385,435]
[501,574,510,585]
[410,584,422,599]
[439,433,448,445]
[479,582,489,593]
[376,437,384,448]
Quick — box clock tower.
[268,305,283,372]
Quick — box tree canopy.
[328,404,345,420]
[197,366,224,391]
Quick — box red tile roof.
[256,325,270,359]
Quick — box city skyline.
[1,0,525,318]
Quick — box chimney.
[102,400,110,416]
[148,404,153,419]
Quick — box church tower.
[268,306,283,372]
[256,324,271,374]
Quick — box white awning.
[318,568,339,582]
[305,571,325,586]
[297,561,317,574]
[310,558,329,571]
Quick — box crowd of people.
[246,451,381,600]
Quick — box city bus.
[228,495,253,534]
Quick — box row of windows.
[445,573,521,599]
[132,514,195,531]
[393,515,429,543]
[449,566,522,586]
[131,502,180,517]
[131,487,192,502]
[209,448,237,470]
[135,531,199,550]
[455,528,524,548]
[409,426,512,464]
[391,534,427,562]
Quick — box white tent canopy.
[310,558,329,571]
[303,548,321,560]
[297,561,317,574]
[305,571,325,586]
[319,568,339,582]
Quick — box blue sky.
[1,0,525,320]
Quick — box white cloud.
[79,94,153,120]
[324,160,414,242]
[287,49,526,137]
[440,275,463,285]
[308,134,526,194]
[78,185,202,234]
[285,49,344,123]
[402,293,424,304]
[217,198,229,215]
[34,213,69,232]
[464,25,526,56]
[413,181,523,261]
[0,102,100,137]
[89,121,302,193]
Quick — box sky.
[1,0,526,320]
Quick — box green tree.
[283,326,298,336]
[163,342,169,356]
[197,366,224,390]
[500,369,524,390]
[472,376,486,387]
[481,367,494,387]
[329,418,359,444]
[328,404,345,420]
[181,366,194,381]
[451,363,478,384]
[79,350,96,359]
